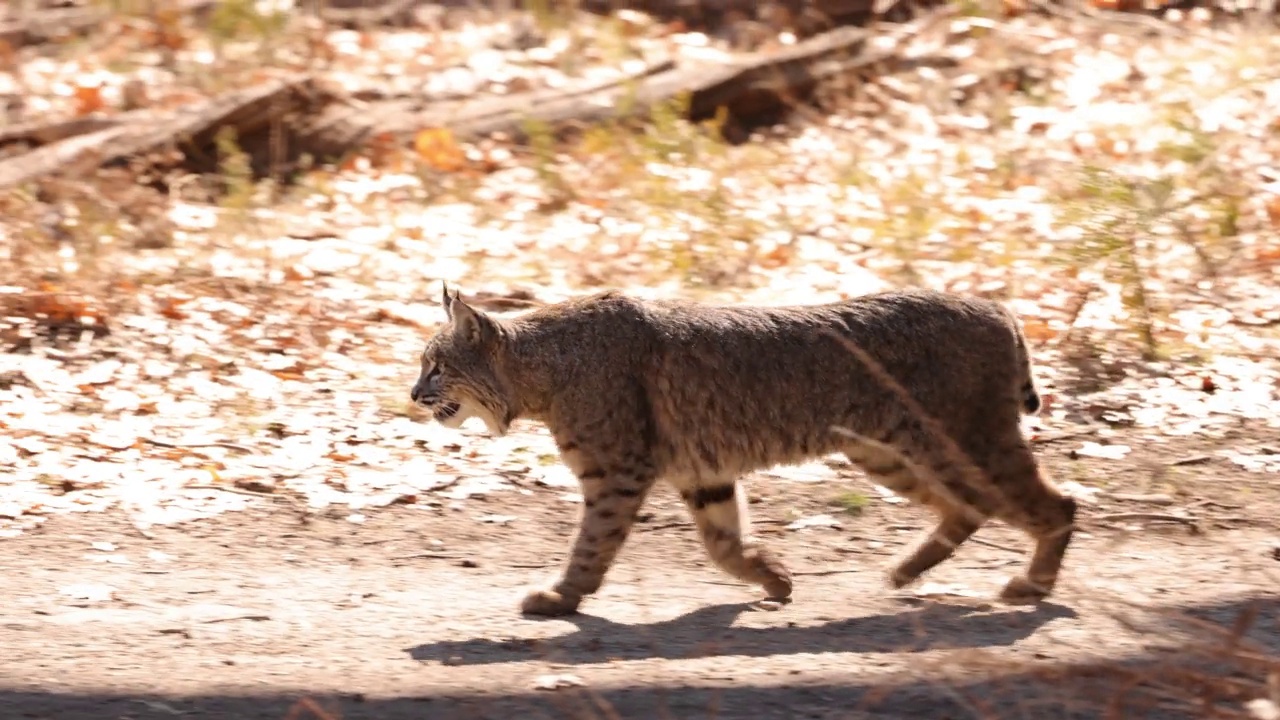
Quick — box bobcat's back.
[628,290,1039,481]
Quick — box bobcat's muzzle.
[432,402,461,422]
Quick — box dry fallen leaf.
[533,674,585,691]
[414,127,467,173]
[1246,698,1280,720]
[73,83,106,116]
[1057,480,1103,504]
[873,485,907,504]
[1073,442,1131,460]
[911,581,984,600]
[786,513,841,531]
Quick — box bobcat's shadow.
[407,598,1076,667]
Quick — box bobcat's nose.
[412,368,443,407]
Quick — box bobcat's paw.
[887,567,920,590]
[762,575,794,601]
[747,547,794,600]
[520,588,581,617]
[998,576,1052,604]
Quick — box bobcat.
[410,285,1077,617]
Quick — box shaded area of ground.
[2,593,1276,720]
[3,444,1277,720]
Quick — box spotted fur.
[411,285,1076,616]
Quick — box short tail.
[1021,379,1041,415]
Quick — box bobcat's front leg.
[680,479,792,601]
[521,463,655,616]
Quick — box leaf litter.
[0,7,1278,540]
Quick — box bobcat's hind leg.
[991,441,1078,603]
[888,509,984,589]
[681,480,793,601]
[844,435,989,590]
[521,463,656,617]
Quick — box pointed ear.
[448,293,496,346]
[440,281,456,319]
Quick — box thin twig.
[792,569,864,577]
[392,552,464,561]
[144,436,260,454]
[970,537,1024,554]
[184,483,275,497]
[1031,427,1100,444]
[1094,512,1201,528]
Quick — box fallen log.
[0,21,922,188]
[295,52,682,156]
[309,0,426,28]
[0,0,217,49]
[0,73,324,191]
[0,115,137,150]
[0,6,102,48]
[313,23,884,145]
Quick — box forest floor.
[2,2,1280,719]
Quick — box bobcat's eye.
[423,363,444,390]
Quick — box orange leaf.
[1002,0,1026,16]
[1254,243,1280,267]
[0,40,16,73]
[757,243,794,269]
[1020,319,1059,342]
[284,264,315,281]
[413,127,467,173]
[366,131,407,171]
[158,297,189,320]
[73,83,106,116]
[1263,196,1280,227]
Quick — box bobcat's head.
[410,284,514,436]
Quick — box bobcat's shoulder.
[411,285,1074,617]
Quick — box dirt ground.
[3,422,1278,720]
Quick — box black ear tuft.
[441,281,455,318]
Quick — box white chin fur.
[440,402,508,437]
[479,413,508,437]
